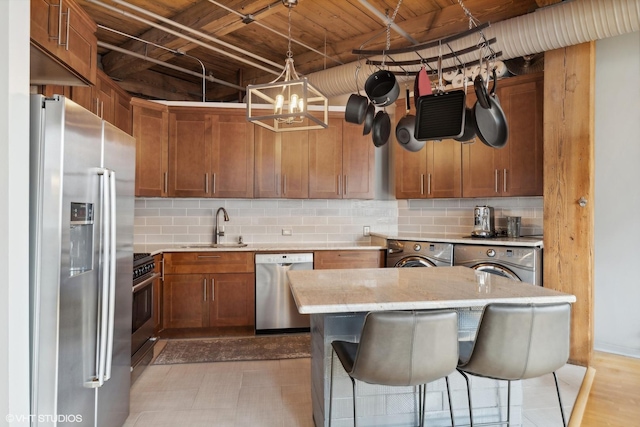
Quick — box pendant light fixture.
[246,0,328,132]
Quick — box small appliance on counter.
[471,205,496,238]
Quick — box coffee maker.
[471,206,496,237]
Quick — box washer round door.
[472,263,521,281]
[394,256,436,268]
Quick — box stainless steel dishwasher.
[255,253,313,334]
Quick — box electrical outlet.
[282,228,292,236]
[363,226,370,237]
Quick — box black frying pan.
[345,93,368,124]
[372,110,390,147]
[362,103,375,135]
[473,69,508,148]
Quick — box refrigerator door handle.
[87,168,110,388]
[104,170,117,381]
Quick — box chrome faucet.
[213,207,229,244]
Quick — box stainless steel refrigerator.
[29,95,135,427]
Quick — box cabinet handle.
[54,1,63,45]
[163,172,168,194]
[197,255,221,258]
[337,175,341,196]
[100,100,104,119]
[64,7,70,50]
[495,169,499,193]
[203,278,207,301]
[503,169,507,193]
[283,174,287,195]
[211,278,215,302]
[205,173,209,193]
[428,173,432,195]
[344,175,348,195]
[275,174,280,196]
[212,173,216,194]
[420,174,425,195]
[94,98,99,116]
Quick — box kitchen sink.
[180,243,248,249]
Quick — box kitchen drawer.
[164,251,254,274]
[314,250,385,269]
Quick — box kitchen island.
[288,267,576,427]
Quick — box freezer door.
[96,121,135,427]
[30,95,103,426]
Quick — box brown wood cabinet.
[30,0,98,85]
[168,107,254,198]
[67,70,132,134]
[254,125,309,198]
[162,252,255,330]
[309,116,375,199]
[314,250,385,269]
[462,73,544,197]
[394,96,462,199]
[132,98,169,197]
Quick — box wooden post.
[543,42,595,366]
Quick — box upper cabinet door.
[428,139,462,198]
[168,110,212,198]
[254,126,281,198]
[498,76,544,197]
[309,118,343,199]
[280,130,309,199]
[210,111,254,198]
[342,121,375,199]
[132,99,168,197]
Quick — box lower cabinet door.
[209,273,255,327]
[162,274,208,329]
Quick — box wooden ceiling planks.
[75,0,543,100]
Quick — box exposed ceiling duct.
[306,0,640,99]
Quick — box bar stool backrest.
[462,302,571,380]
[350,310,459,386]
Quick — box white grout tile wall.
[134,197,543,251]
[134,198,399,252]
[397,197,544,238]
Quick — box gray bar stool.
[329,310,459,427]
[456,302,571,427]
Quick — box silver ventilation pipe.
[307,0,640,98]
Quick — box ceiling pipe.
[357,0,419,45]
[87,0,282,76]
[98,41,245,92]
[107,0,285,71]
[307,0,640,98]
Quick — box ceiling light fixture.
[246,1,328,132]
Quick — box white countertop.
[145,242,385,256]
[288,266,574,314]
[371,232,544,247]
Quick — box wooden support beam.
[543,42,595,366]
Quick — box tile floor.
[124,349,585,427]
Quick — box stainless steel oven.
[131,253,160,382]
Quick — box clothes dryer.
[386,240,453,268]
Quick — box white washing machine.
[454,244,542,286]
[386,240,453,268]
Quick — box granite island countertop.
[288,266,574,314]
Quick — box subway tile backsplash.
[134,197,543,251]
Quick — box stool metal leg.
[329,350,335,427]
[506,380,511,427]
[445,376,456,427]
[351,377,357,427]
[457,369,474,427]
[552,372,567,427]
[420,384,426,427]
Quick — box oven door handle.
[133,273,160,293]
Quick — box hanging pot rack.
[351,22,502,77]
